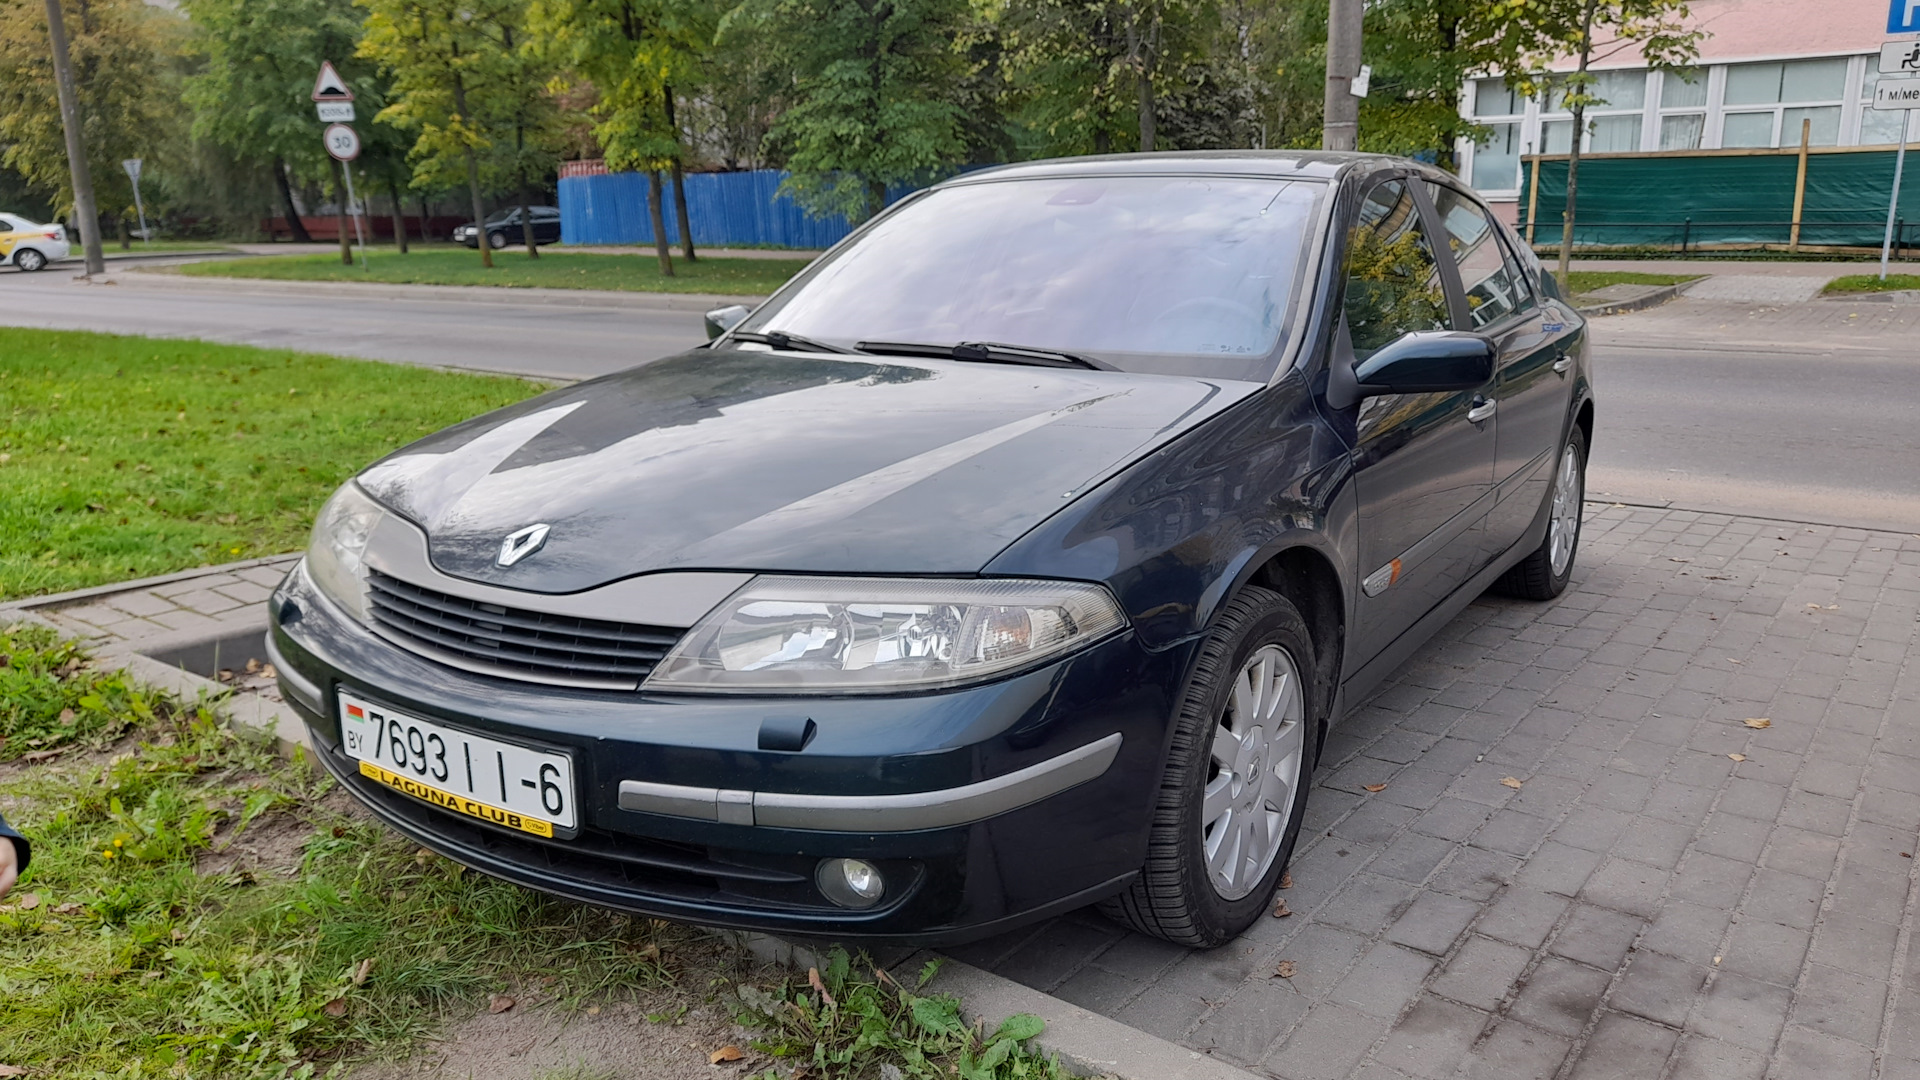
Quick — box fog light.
[816,857,885,909]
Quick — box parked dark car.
[269,152,1591,948]
[453,206,561,249]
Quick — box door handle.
[1552,357,1572,375]
[1467,397,1496,424]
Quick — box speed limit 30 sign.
[323,123,361,162]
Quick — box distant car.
[0,215,68,272]
[452,207,561,249]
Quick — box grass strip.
[0,329,544,601]
[0,625,1065,1080]
[1821,273,1920,295]
[176,249,807,296]
[1564,270,1702,295]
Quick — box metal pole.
[1322,0,1362,150]
[130,174,149,247]
[43,0,103,275]
[1883,113,1909,281]
[341,161,368,270]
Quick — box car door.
[535,209,562,243]
[1341,177,1499,667]
[1423,182,1575,555]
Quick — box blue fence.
[559,168,916,249]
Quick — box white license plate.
[338,691,576,837]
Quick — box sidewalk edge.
[99,268,768,312]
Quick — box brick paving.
[950,504,1920,1080]
[1592,294,1920,357]
[12,555,299,649]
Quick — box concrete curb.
[727,932,1262,1080]
[1574,278,1696,317]
[99,268,768,312]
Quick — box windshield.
[737,175,1324,381]
[485,209,516,224]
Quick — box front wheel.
[1101,586,1318,947]
[487,230,509,250]
[14,248,45,272]
[1496,424,1587,600]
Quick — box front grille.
[367,569,684,689]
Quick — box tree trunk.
[337,163,353,266]
[388,171,409,254]
[466,149,492,269]
[647,169,674,276]
[519,183,538,258]
[1322,0,1362,150]
[117,215,130,250]
[43,0,102,274]
[273,159,313,243]
[1555,0,1600,290]
[417,195,432,245]
[665,87,697,261]
[1138,67,1155,152]
[867,179,888,222]
[1094,128,1110,154]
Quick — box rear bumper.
[270,562,1191,944]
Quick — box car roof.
[937,150,1456,189]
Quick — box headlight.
[647,576,1127,693]
[306,482,385,622]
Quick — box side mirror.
[704,304,751,341]
[1352,331,1494,396]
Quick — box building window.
[1538,68,1646,154]
[1659,69,1706,150]
[1717,58,1846,148]
[1469,78,1525,191]
[1861,72,1911,145]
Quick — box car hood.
[356,349,1260,592]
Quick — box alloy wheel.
[1549,439,1583,577]
[1201,643,1307,900]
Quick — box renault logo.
[497,523,551,567]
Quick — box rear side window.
[1342,179,1449,358]
[1426,183,1534,328]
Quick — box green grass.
[1564,270,1702,295]
[0,626,1067,1080]
[1821,273,1920,294]
[0,329,544,601]
[178,249,808,295]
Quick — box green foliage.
[0,623,176,757]
[1821,273,1920,295]
[0,328,539,599]
[532,0,717,172]
[735,947,1068,1079]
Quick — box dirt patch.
[348,991,771,1080]
[196,810,315,878]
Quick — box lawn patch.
[1565,270,1701,295]
[176,249,807,296]
[1821,273,1920,295]
[0,329,542,600]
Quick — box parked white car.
[0,215,69,271]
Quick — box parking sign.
[1894,0,1920,35]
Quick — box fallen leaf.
[637,942,661,961]
[1903,853,1913,859]
[488,994,516,1014]
[20,750,59,763]
[57,708,75,726]
[586,1005,600,1016]
[1272,898,1292,918]
[245,658,261,674]
[1500,777,1524,789]
[1726,658,1742,665]
[808,967,836,1008]
[16,894,39,911]
[261,663,277,679]
[1280,871,1293,890]
[319,997,347,1017]
[1713,956,1721,966]
[1807,603,1822,609]
[0,1065,26,1077]
[709,1046,744,1064]
[1743,718,1771,729]
[1362,782,1387,793]
[1274,960,1296,979]
[1826,605,1839,611]
[352,958,373,986]
[52,903,83,916]
[1728,753,1747,762]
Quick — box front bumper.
[269,563,1190,944]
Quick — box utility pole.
[43,0,103,275]
[1323,0,1363,151]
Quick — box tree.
[723,0,970,222]
[0,0,180,239]
[361,0,565,268]
[1520,0,1698,285]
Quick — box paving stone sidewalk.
[8,555,299,649]
[951,504,1920,1080]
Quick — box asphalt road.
[4,268,1918,531]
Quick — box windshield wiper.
[728,329,860,355]
[854,340,1104,370]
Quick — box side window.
[1343,180,1449,357]
[1425,183,1533,329]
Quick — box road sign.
[1895,0,1920,34]
[316,101,355,122]
[323,123,361,161]
[1875,78,1920,110]
[121,158,140,183]
[313,60,354,102]
[1885,41,1920,73]
[122,159,149,245]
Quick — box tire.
[487,230,508,250]
[1101,585,1319,947]
[1495,424,1587,601]
[14,248,45,272]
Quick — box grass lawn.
[178,248,808,296]
[0,624,1063,1079]
[1564,270,1702,295]
[1822,273,1920,294]
[0,329,544,601]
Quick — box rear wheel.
[1496,424,1586,601]
[487,230,509,250]
[14,248,45,272]
[1101,586,1317,947]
